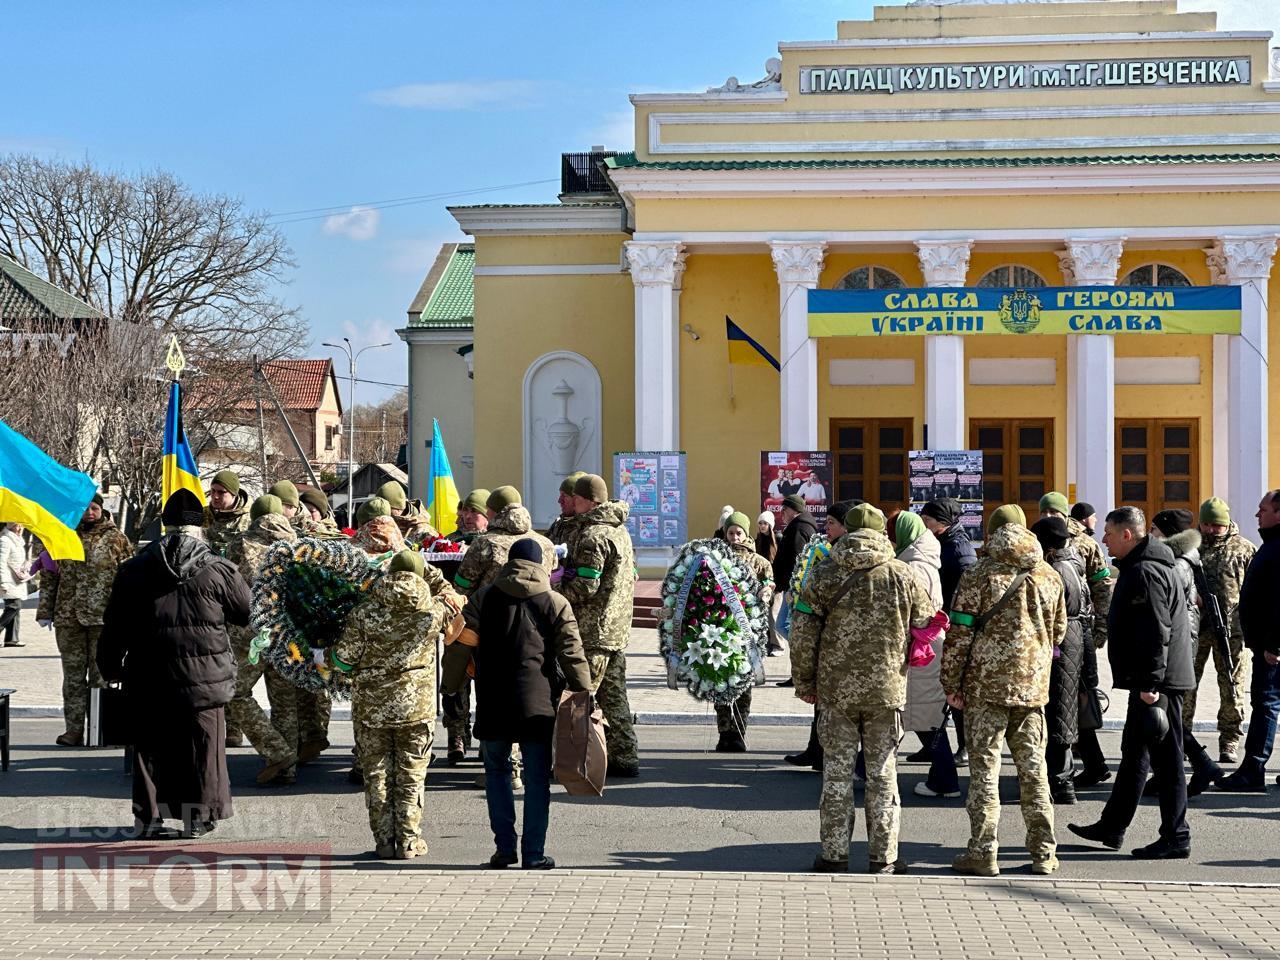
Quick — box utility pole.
[253,354,269,490]
[380,409,387,462]
[321,337,390,509]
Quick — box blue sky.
[2,0,1267,399]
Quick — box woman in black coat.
[98,490,251,838]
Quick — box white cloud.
[322,206,380,241]
[368,80,549,111]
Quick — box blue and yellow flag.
[162,381,206,509]
[427,418,460,537]
[726,316,780,371]
[0,420,98,561]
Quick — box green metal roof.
[607,151,1280,171]
[0,252,105,322]
[411,245,473,329]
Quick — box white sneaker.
[914,781,961,799]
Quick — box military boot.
[811,855,848,873]
[447,735,466,765]
[1185,740,1224,797]
[951,851,999,877]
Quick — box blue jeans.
[481,739,553,862]
[1238,652,1280,784]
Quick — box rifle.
[1191,562,1234,677]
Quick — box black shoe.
[1188,761,1225,798]
[1142,776,1159,799]
[952,747,968,767]
[485,851,518,869]
[184,819,216,839]
[347,766,364,785]
[1131,838,1191,860]
[776,678,795,688]
[132,821,180,840]
[1215,772,1267,793]
[1073,767,1112,789]
[1068,822,1123,851]
[904,747,932,763]
[3,641,26,647]
[716,731,746,753]
[607,762,640,779]
[1051,784,1077,805]
[784,749,820,767]
[523,856,556,870]
[811,855,848,873]
[868,859,908,875]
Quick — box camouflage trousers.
[263,668,300,753]
[56,624,104,737]
[355,721,433,853]
[586,648,638,767]
[1183,630,1247,751]
[714,688,752,736]
[963,702,1055,862]
[817,705,902,864]
[299,689,332,750]
[443,677,473,746]
[225,632,294,767]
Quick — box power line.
[266,178,559,225]
[259,359,406,390]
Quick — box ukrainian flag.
[427,418,460,537]
[162,381,206,509]
[0,420,98,560]
[726,316,780,371]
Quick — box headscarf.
[894,510,927,554]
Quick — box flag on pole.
[427,418,461,537]
[0,420,98,560]
[162,380,206,510]
[726,316,780,371]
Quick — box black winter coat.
[1045,546,1089,746]
[937,522,979,610]
[1107,536,1195,693]
[98,534,250,711]
[773,511,818,588]
[1239,525,1280,656]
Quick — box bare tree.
[349,389,409,466]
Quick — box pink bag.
[908,611,951,668]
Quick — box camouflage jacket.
[225,514,297,586]
[1199,521,1256,642]
[454,505,554,595]
[1067,517,1112,648]
[790,529,935,711]
[36,519,133,628]
[942,523,1066,708]
[298,513,344,539]
[204,493,252,557]
[730,542,776,607]
[333,571,449,727]
[558,500,636,652]
[546,513,578,549]
[396,500,440,547]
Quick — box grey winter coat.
[901,530,946,732]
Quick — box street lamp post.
[322,336,391,516]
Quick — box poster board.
[615,451,687,548]
[761,451,834,524]
[908,450,984,538]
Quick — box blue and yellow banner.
[0,420,98,561]
[726,316,780,370]
[162,380,206,509]
[427,418,460,537]
[808,285,1242,337]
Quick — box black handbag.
[1079,687,1109,732]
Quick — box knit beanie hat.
[299,488,330,516]
[987,503,1027,535]
[357,496,392,526]
[559,472,587,496]
[1031,516,1070,550]
[162,489,205,527]
[388,549,425,578]
[894,510,927,554]
[827,500,852,526]
[718,505,734,529]
[781,494,806,513]
[269,480,300,508]
[1070,502,1096,522]
[1038,492,1070,516]
[251,494,283,520]
[462,489,490,513]
[725,511,752,536]
[509,538,544,565]
[1153,508,1195,537]
[376,481,408,511]
[757,511,775,528]
[573,474,608,503]
[92,491,104,507]
[921,498,961,526]
[1199,496,1230,526]
[845,503,886,533]
[212,470,240,496]
[487,485,522,512]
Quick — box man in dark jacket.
[1217,490,1280,792]
[448,538,592,870]
[772,495,818,597]
[98,489,251,839]
[1070,507,1195,859]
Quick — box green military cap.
[357,496,392,526]
[268,480,300,508]
[1038,492,1070,516]
[987,503,1027,535]
[487,485,522,512]
[212,470,240,496]
[1199,496,1230,526]
[462,488,490,513]
[388,549,425,578]
[560,471,587,496]
[376,481,408,511]
[251,494,283,520]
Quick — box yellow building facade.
[449,0,1280,553]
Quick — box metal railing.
[561,151,617,195]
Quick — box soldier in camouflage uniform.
[1040,493,1111,649]
[715,512,775,751]
[558,474,639,776]
[299,488,343,537]
[378,480,440,547]
[1187,497,1255,761]
[546,472,586,546]
[943,508,1066,877]
[204,470,252,557]
[446,489,490,545]
[37,494,133,746]
[329,550,450,859]
[791,504,935,874]
[224,495,299,785]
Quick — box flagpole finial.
[165,336,187,379]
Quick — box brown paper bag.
[554,690,608,797]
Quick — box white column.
[671,255,686,450]
[1058,250,1079,492]
[1064,238,1124,521]
[917,240,973,450]
[1205,244,1230,501]
[625,240,685,451]
[1221,235,1277,542]
[770,241,826,450]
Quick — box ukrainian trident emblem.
[997,289,1042,334]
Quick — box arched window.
[977,265,1047,288]
[1121,264,1193,287]
[836,266,906,290]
